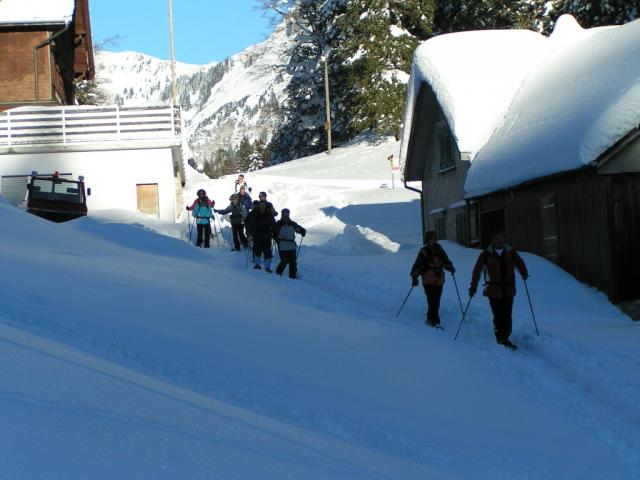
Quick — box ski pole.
[395,285,414,319]
[211,218,221,247]
[454,296,474,341]
[523,279,540,336]
[296,236,304,259]
[215,213,228,244]
[451,272,464,315]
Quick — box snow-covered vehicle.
[26,172,90,222]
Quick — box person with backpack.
[273,208,306,279]
[214,194,248,251]
[410,231,455,328]
[468,230,529,350]
[187,189,215,248]
[245,200,276,271]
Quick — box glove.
[468,286,476,297]
[186,205,191,211]
[412,277,419,287]
[301,229,306,237]
[448,266,456,274]
[521,272,529,281]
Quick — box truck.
[26,171,90,222]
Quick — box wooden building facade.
[469,132,640,302]
[0,0,94,111]
[404,81,473,246]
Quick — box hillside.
[95,22,292,166]
[1,137,638,478]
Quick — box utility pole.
[168,0,177,105]
[322,49,332,154]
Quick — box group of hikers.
[189,174,530,347]
[410,230,529,350]
[187,174,306,279]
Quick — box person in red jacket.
[469,230,528,350]
[410,231,455,328]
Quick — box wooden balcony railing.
[0,105,182,148]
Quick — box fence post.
[61,107,66,144]
[6,110,11,147]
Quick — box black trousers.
[489,297,514,343]
[252,235,272,260]
[196,223,211,248]
[423,284,443,324]
[231,224,248,249]
[276,250,297,278]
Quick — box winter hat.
[197,189,206,196]
[281,208,290,215]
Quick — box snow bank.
[319,224,400,255]
[0,0,74,25]
[466,17,640,197]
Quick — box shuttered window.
[439,129,456,172]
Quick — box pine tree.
[548,0,639,29]
[235,136,254,172]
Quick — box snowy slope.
[1,138,639,479]
[96,50,209,105]
[96,21,292,164]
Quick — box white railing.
[0,105,182,148]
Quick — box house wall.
[0,30,53,104]
[475,170,618,300]
[421,109,471,243]
[0,148,177,221]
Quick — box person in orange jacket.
[469,230,528,349]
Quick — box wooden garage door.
[136,183,159,216]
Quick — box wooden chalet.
[0,0,94,111]
[402,16,640,303]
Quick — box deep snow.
[1,137,638,479]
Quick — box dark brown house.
[464,17,640,303]
[0,0,94,111]
[402,16,640,303]
[400,28,548,247]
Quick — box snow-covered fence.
[0,105,181,148]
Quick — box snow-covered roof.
[400,28,548,165]
[0,0,75,26]
[465,16,640,197]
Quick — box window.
[435,216,446,240]
[455,211,470,246]
[469,203,480,246]
[438,129,456,172]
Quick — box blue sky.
[90,0,276,64]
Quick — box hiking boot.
[501,340,518,350]
[265,268,273,273]
[254,264,262,270]
[231,247,241,251]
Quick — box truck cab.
[26,172,89,222]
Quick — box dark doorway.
[612,175,640,300]
[480,208,505,248]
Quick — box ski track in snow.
[177,141,640,477]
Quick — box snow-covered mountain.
[96,22,293,166]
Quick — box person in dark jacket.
[273,208,306,279]
[214,194,248,251]
[258,191,278,217]
[410,231,455,328]
[238,186,253,212]
[469,230,529,350]
[245,200,275,271]
[187,189,215,248]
